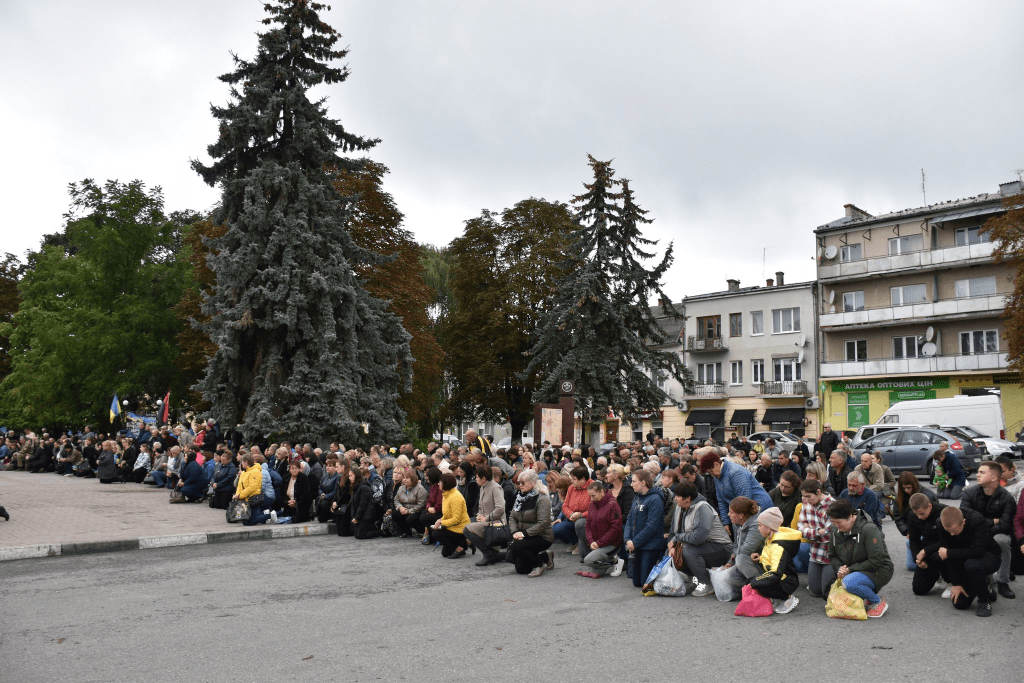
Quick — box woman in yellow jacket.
[430,471,472,558]
[233,454,264,524]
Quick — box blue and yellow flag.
[110,394,121,423]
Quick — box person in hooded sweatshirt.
[578,481,623,578]
[667,481,733,596]
[748,506,803,614]
[828,498,894,618]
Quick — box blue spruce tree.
[527,155,689,427]
[191,0,412,444]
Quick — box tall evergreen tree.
[191,0,412,444]
[526,155,688,427]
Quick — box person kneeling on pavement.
[720,497,763,590]
[747,506,802,613]
[577,481,623,578]
[667,481,732,596]
[935,505,1002,617]
[462,464,507,565]
[827,498,894,618]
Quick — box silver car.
[748,431,799,452]
[852,427,980,475]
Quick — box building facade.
[815,180,1023,434]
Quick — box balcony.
[820,294,1005,330]
[759,380,809,396]
[820,351,1008,378]
[818,241,995,281]
[684,382,726,397]
[687,335,728,352]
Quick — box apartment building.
[815,180,1023,433]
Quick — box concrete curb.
[0,522,336,562]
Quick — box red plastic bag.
[734,584,774,617]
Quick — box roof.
[681,280,815,303]
[648,304,684,345]
[815,189,1015,234]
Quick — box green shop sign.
[830,377,949,392]
[889,389,936,403]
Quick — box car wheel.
[925,458,934,479]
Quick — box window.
[772,307,800,333]
[751,311,763,336]
[955,276,996,298]
[729,313,742,337]
[697,363,722,384]
[751,359,764,384]
[893,335,920,359]
[890,284,927,306]
[649,367,667,392]
[730,361,743,385]
[697,315,721,339]
[888,234,924,255]
[843,291,864,312]
[773,357,802,381]
[845,339,867,361]
[840,244,862,262]
[872,431,901,448]
[960,330,998,355]
[955,226,989,246]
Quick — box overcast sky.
[2,0,1022,301]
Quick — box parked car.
[852,423,939,446]
[942,425,1019,460]
[851,427,980,476]
[495,436,534,450]
[748,431,799,452]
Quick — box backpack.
[370,473,385,507]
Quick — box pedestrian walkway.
[0,471,332,561]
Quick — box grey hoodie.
[671,494,732,547]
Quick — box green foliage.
[0,253,23,385]
[447,199,576,439]
[526,155,689,425]
[0,180,188,429]
[191,0,412,445]
[987,192,1024,378]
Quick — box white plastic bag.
[651,556,690,596]
[709,565,738,602]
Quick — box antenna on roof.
[1016,168,1024,183]
[921,169,927,205]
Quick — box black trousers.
[506,536,552,574]
[431,527,467,556]
[355,518,380,540]
[414,511,441,535]
[949,552,1001,609]
[912,555,951,595]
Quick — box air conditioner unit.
[679,400,689,412]
[806,397,820,409]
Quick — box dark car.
[852,427,980,476]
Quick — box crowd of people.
[3,421,1023,618]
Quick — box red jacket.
[563,480,593,518]
[586,491,623,548]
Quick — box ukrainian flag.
[110,394,121,423]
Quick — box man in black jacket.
[826,451,851,497]
[814,424,839,463]
[936,506,1001,617]
[908,493,949,596]
[960,461,1017,599]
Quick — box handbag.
[248,493,265,509]
[226,499,251,523]
[825,579,868,620]
[169,489,185,503]
[142,473,155,485]
[734,584,774,617]
[482,521,512,548]
[671,543,686,572]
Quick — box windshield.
[957,426,990,439]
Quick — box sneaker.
[774,595,799,614]
[941,587,952,599]
[691,583,714,597]
[610,558,625,577]
[528,565,546,578]
[270,510,278,524]
[566,544,576,554]
[976,601,992,617]
[641,588,657,597]
[997,582,1015,600]
[865,599,888,618]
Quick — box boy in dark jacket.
[936,506,1001,617]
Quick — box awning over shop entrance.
[761,407,805,425]
[686,409,725,426]
[730,409,756,425]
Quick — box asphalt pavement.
[2,517,1022,683]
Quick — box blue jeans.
[842,572,881,604]
[552,519,579,546]
[905,538,916,571]
[793,543,810,574]
[151,471,168,487]
[245,499,274,526]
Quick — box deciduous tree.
[987,190,1024,378]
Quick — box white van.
[879,395,1005,440]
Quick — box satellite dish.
[925,326,934,342]
[828,290,835,304]
[829,305,836,314]
[824,245,838,260]
[798,349,805,363]
[922,342,937,357]
[799,333,807,347]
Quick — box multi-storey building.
[815,180,1023,434]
